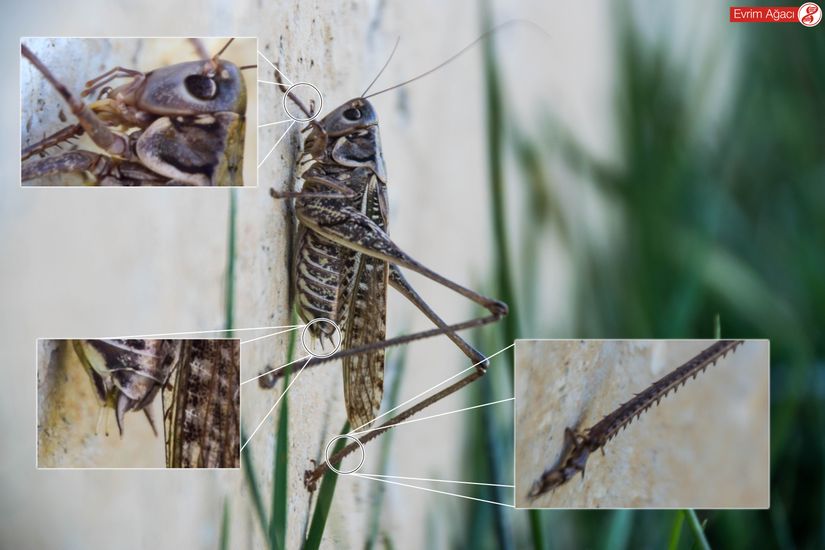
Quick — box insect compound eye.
[184,74,219,100]
[343,107,362,121]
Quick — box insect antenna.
[212,38,235,62]
[363,19,548,99]
[360,37,401,98]
[239,64,258,71]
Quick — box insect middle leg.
[22,150,165,186]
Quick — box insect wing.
[163,340,240,468]
[341,254,388,430]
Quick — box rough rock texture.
[3,0,613,548]
[514,340,770,508]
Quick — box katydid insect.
[260,29,519,491]
[71,339,240,468]
[21,38,254,186]
[527,340,745,498]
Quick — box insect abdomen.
[295,229,344,331]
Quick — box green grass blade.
[528,509,546,549]
[365,350,407,550]
[685,510,711,550]
[219,497,230,550]
[270,388,289,548]
[667,510,685,550]
[304,421,350,550]
[604,510,634,550]
[223,188,237,337]
[241,427,276,549]
[270,318,297,549]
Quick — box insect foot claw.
[490,300,509,317]
[304,469,318,492]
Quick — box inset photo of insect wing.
[513,339,770,509]
[37,338,240,469]
[20,37,258,187]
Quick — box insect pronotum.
[71,339,240,468]
[261,27,522,490]
[21,38,254,186]
[527,339,745,498]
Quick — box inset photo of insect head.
[20,37,257,187]
[37,339,240,468]
[515,339,769,509]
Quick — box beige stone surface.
[1,0,614,548]
[514,340,770,508]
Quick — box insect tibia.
[21,123,84,161]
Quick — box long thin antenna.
[213,37,235,61]
[361,37,401,98]
[364,19,546,99]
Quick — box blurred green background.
[447,1,824,548]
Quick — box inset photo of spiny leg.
[514,339,769,509]
[37,339,240,469]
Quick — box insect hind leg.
[389,265,490,371]
[21,123,84,161]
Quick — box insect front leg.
[269,171,357,201]
[22,45,132,160]
[80,66,145,99]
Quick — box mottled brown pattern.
[290,100,389,429]
[164,340,240,468]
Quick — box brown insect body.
[22,40,247,186]
[264,37,512,489]
[293,98,389,430]
[72,339,181,434]
[164,340,240,468]
[528,340,745,498]
[71,339,239,468]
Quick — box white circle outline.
[799,2,822,26]
[283,82,324,122]
[324,434,365,475]
[301,318,342,358]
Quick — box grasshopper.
[21,38,253,186]
[261,32,513,490]
[71,339,240,468]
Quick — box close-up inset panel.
[21,37,257,187]
[515,339,769,509]
[37,339,240,468]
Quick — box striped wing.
[341,253,388,430]
[163,340,240,468]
